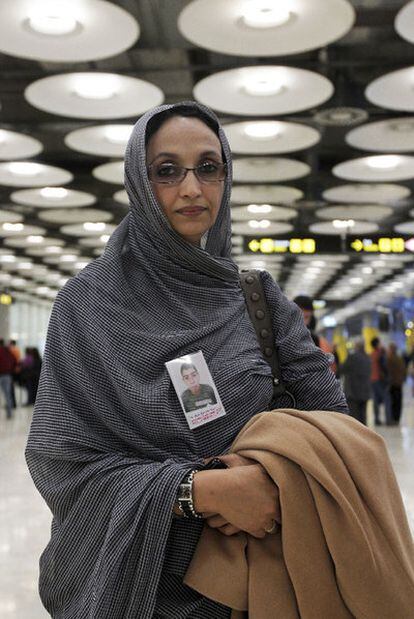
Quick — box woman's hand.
[193,464,280,539]
[216,465,280,538]
[202,453,258,536]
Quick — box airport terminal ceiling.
[0,0,414,320]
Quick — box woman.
[340,339,371,424]
[20,347,42,405]
[26,101,347,618]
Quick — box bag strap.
[240,270,296,406]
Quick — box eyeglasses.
[148,162,227,185]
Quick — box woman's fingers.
[217,524,241,536]
[205,514,227,528]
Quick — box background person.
[386,342,407,426]
[8,339,21,409]
[0,338,16,419]
[340,340,371,425]
[293,295,337,374]
[370,336,392,426]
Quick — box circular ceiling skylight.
[113,190,129,205]
[315,205,393,222]
[0,210,23,224]
[231,204,297,221]
[223,120,320,154]
[231,185,303,204]
[0,129,43,160]
[309,221,379,235]
[0,224,46,238]
[65,124,134,157]
[394,221,414,235]
[232,157,310,182]
[25,73,164,120]
[232,221,293,235]
[365,67,414,112]
[0,161,72,187]
[346,118,414,152]
[38,208,113,224]
[194,66,334,115]
[333,155,414,182]
[322,183,411,204]
[395,1,414,45]
[0,0,139,62]
[11,187,96,208]
[178,0,354,57]
[60,222,117,237]
[92,161,124,184]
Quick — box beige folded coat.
[184,409,414,618]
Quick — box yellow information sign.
[350,237,405,253]
[0,293,12,305]
[247,238,316,254]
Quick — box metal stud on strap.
[240,269,296,407]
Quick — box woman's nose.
[179,169,202,198]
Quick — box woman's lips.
[176,206,207,217]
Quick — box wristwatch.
[177,458,228,520]
[177,469,203,519]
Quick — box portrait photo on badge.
[165,350,226,430]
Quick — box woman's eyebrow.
[149,149,222,165]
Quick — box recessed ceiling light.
[242,1,291,29]
[2,223,24,231]
[100,234,110,243]
[83,222,106,231]
[8,162,42,175]
[27,1,78,36]
[0,130,7,144]
[60,254,77,262]
[243,72,285,97]
[36,286,51,295]
[0,255,16,263]
[104,125,133,144]
[17,262,33,270]
[247,204,273,214]
[40,187,68,199]
[332,219,355,229]
[73,74,120,100]
[45,246,63,254]
[27,235,44,244]
[244,121,280,140]
[366,155,401,169]
[248,219,271,228]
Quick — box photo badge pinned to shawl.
[184,409,414,619]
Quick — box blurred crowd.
[0,340,42,419]
[293,296,411,427]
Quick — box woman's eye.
[199,162,219,174]
[156,164,177,177]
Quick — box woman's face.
[146,115,225,246]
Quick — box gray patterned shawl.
[26,101,347,619]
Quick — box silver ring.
[264,520,277,535]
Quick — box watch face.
[179,483,192,501]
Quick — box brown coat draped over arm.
[184,409,414,619]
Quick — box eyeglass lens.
[149,162,226,184]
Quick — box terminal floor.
[1,392,414,618]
